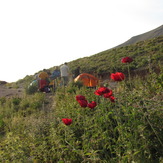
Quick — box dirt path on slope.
[0,84,24,98]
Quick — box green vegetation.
[0,68,163,162]
[14,36,162,87]
[68,36,163,77]
[0,37,163,162]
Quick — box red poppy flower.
[76,95,86,101]
[94,89,103,96]
[94,87,111,96]
[109,96,115,102]
[62,118,72,125]
[121,57,133,63]
[77,99,88,107]
[87,101,97,109]
[110,72,125,81]
[103,90,113,98]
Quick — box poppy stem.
[64,130,76,150]
[145,116,163,146]
[127,64,132,89]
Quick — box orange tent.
[74,73,99,87]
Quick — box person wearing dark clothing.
[50,66,61,80]
[49,66,61,89]
[74,66,80,78]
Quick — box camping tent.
[74,73,99,87]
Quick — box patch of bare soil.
[0,84,24,98]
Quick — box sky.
[0,0,162,82]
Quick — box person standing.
[60,62,69,86]
[50,66,61,80]
[73,66,80,79]
[50,66,61,89]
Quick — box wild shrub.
[25,84,38,95]
[0,115,5,136]
[0,97,6,105]
[0,132,31,162]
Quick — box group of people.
[34,62,80,93]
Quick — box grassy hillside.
[0,33,163,162]
[69,36,163,78]
[14,36,163,88]
[0,64,163,162]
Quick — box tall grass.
[0,69,163,162]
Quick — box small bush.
[25,84,38,95]
[0,115,5,135]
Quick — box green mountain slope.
[69,36,163,78]
[17,35,163,86]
